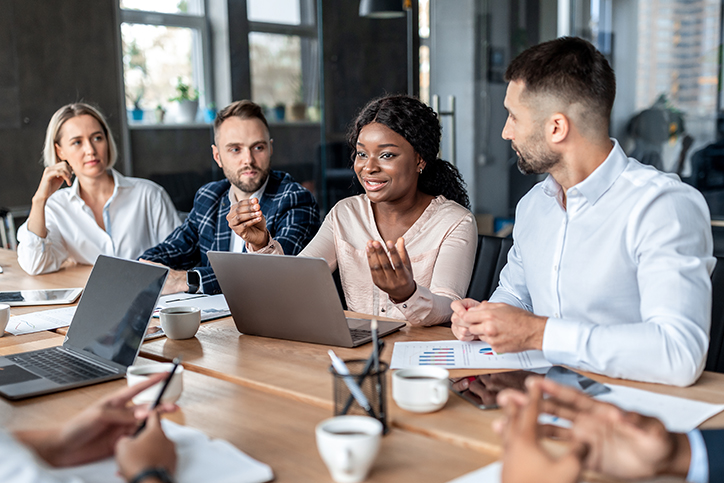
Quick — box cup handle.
[432,384,446,404]
[342,447,354,474]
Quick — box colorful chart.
[478,346,495,356]
[418,347,455,366]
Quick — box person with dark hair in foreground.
[140,99,321,295]
[239,94,477,326]
[2,373,177,483]
[451,36,714,386]
[495,377,718,483]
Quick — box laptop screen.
[64,256,168,367]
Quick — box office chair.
[705,257,724,373]
[465,235,513,302]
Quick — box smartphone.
[449,366,610,410]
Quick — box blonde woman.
[17,103,180,275]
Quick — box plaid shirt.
[140,170,321,294]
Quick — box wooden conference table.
[2,249,724,482]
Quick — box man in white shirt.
[451,36,715,386]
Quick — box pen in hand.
[134,356,182,436]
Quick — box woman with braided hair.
[238,94,477,326]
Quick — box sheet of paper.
[6,306,76,335]
[596,384,724,433]
[154,293,230,322]
[390,340,552,370]
[49,420,274,483]
[447,461,502,483]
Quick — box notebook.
[207,251,406,347]
[0,256,168,400]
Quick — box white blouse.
[17,169,181,275]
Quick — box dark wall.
[0,0,123,208]
[321,0,412,138]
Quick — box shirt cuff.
[392,284,432,326]
[687,429,708,483]
[245,234,282,254]
[541,317,595,367]
[16,224,48,248]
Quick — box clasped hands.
[450,299,546,352]
[227,197,269,251]
[494,377,691,483]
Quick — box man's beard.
[228,166,271,194]
[513,130,561,175]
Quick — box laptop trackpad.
[0,365,41,385]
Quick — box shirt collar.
[228,176,270,205]
[541,139,628,207]
[69,169,122,204]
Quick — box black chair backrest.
[706,256,724,372]
[466,235,513,301]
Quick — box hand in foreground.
[366,238,416,305]
[139,259,188,295]
[494,379,586,483]
[451,300,546,352]
[226,197,269,251]
[531,378,691,480]
[116,410,177,480]
[14,372,177,467]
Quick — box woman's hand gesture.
[366,237,416,303]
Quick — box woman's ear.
[417,153,426,173]
[54,143,65,163]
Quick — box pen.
[164,294,206,304]
[328,350,377,419]
[340,339,384,415]
[134,357,181,436]
[370,319,384,424]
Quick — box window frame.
[119,3,214,125]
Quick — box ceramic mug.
[316,415,383,483]
[126,363,184,405]
[159,306,200,340]
[392,366,450,413]
[0,303,8,337]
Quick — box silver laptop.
[208,252,406,347]
[0,256,168,400]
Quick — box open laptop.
[208,252,406,347]
[0,256,168,400]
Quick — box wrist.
[390,282,417,304]
[128,467,174,483]
[659,432,691,478]
[250,231,271,252]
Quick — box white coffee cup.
[127,363,184,405]
[392,367,450,413]
[160,306,200,340]
[316,416,383,483]
[0,304,9,337]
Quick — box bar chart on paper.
[390,341,552,370]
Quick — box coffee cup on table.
[316,415,382,483]
[0,304,9,337]
[392,367,450,413]
[159,306,200,340]
[126,363,184,405]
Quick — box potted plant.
[169,77,199,123]
[128,89,144,122]
[289,74,306,121]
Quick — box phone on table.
[449,366,610,410]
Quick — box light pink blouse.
[254,194,478,326]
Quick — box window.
[119,0,212,124]
[246,0,319,122]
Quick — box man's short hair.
[214,100,270,142]
[504,37,616,132]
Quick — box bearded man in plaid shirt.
[141,100,321,294]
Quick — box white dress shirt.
[490,139,715,386]
[17,169,181,275]
[0,431,81,483]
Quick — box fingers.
[366,241,393,272]
[386,240,405,271]
[394,238,411,269]
[227,198,263,227]
[109,372,168,406]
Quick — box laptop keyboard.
[349,328,372,342]
[7,348,116,385]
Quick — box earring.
[419,168,423,174]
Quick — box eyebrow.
[226,140,267,148]
[356,141,399,148]
[68,131,103,142]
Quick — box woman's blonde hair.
[42,103,118,168]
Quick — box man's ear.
[211,144,223,168]
[269,138,274,157]
[549,113,569,144]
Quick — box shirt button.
[553,265,558,271]
[402,304,407,308]
[554,312,560,317]
[381,308,386,312]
